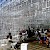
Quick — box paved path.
[0,42,50,50]
[28,42,50,50]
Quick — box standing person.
[6,33,13,49]
[41,29,44,33]
[37,31,41,43]
[25,30,28,39]
[35,31,38,37]
[19,31,22,43]
[33,28,35,36]
[37,31,41,38]
[22,30,26,42]
[28,27,31,38]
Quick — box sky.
[0,0,3,3]
[0,0,11,8]
[0,0,20,7]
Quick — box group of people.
[6,28,50,49]
[36,29,50,48]
[6,27,35,49]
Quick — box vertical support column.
[21,43,28,50]
[31,0,33,7]
[46,0,48,8]
[31,0,32,3]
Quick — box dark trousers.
[47,42,50,48]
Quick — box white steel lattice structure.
[0,0,50,36]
